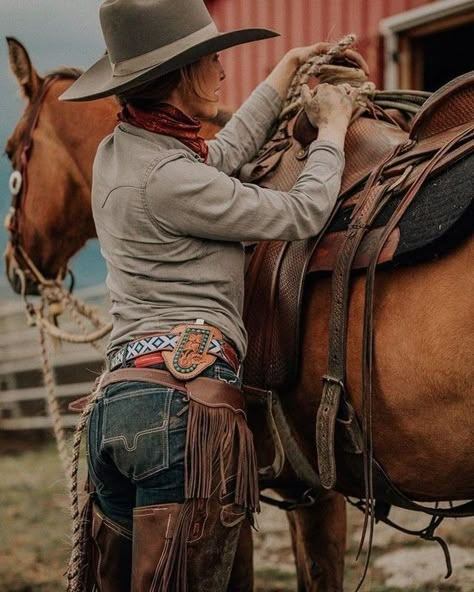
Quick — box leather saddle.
[243,70,474,392]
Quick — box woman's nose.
[220,67,226,82]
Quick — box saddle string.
[347,497,453,579]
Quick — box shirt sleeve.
[145,140,345,242]
[206,82,283,176]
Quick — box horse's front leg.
[286,490,346,592]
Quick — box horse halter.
[5,74,70,293]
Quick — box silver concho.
[9,171,23,196]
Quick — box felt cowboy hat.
[60,0,278,102]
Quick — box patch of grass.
[255,567,295,591]
[1,441,474,591]
[0,442,70,592]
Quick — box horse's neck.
[47,80,117,189]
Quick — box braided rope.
[38,319,74,491]
[62,296,106,354]
[66,374,105,592]
[23,281,111,589]
[279,33,358,123]
[28,284,112,344]
[62,289,109,330]
[32,312,112,343]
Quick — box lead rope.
[15,266,112,590]
[35,285,110,590]
[27,284,113,344]
[66,375,105,592]
[38,317,74,492]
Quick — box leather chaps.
[87,495,246,592]
[79,368,257,592]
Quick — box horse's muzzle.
[4,242,39,296]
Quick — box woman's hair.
[117,57,216,111]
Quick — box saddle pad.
[322,151,473,268]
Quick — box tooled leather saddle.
[242,70,474,400]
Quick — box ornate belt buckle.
[162,324,222,380]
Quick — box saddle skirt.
[243,71,474,391]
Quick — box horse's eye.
[4,142,13,161]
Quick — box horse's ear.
[6,37,43,100]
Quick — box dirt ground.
[0,440,473,592]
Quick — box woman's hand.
[301,82,360,148]
[266,42,369,101]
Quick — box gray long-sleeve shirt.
[92,82,345,358]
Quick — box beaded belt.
[108,324,240,376]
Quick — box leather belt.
[108,330,240,373]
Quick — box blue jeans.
[87,361,241,531]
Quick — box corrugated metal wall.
[206,0,433,108]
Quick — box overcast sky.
[1,1,104,129]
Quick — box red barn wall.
[205,0,434,108]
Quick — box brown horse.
[5,37,474,592]
[3,39,229,293]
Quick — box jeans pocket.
[101,384,173,481]
[214,363,242,387]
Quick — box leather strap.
[317,127,474,491]
[316,144,404,489]
[101,367,246,413]
[243,385,286,481]
[360,125,474,514]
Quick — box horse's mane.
[45,66,84,80]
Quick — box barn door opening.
[399,12,474,91]
[381,0,474,91]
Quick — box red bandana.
[118,103,209,161]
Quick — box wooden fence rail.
[0,285,109,432]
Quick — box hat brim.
[60,28,279,102]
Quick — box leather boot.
[132,503,183,592]
[89,503,132,592]
[131,498,247,592]
[186,496,246,592]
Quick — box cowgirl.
[62,0,363,589]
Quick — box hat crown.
[100,0,214,64]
